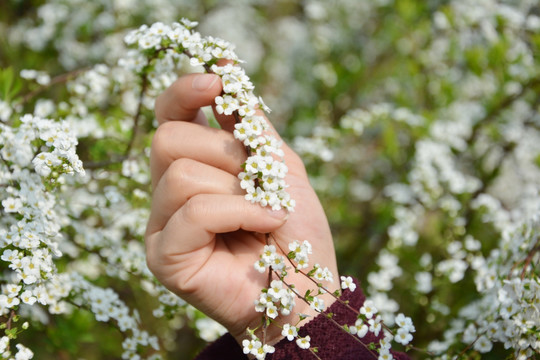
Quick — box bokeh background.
[1,0,539,359]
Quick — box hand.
[145,73,338,344]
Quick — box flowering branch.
[124,21,295,211]
[275,271,379,359]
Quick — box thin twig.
[276,271,379,359]
[455,334,480,359]
[124,75,148,157]
[82,156,129,170]
[5,309,16,330]
[271,234,433,356]
[262,233,272,345]
[271,234,357,314]
[308,348,323,360]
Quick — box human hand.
[145,72,338,344]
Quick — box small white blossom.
[360,300,378,319]
[349,319,369,338]
[395,328,413,345]
[296,335,311,350]
[281,324,298,341]
[341,276,357,292]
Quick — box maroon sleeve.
[194,279,411,360]
[193,332,248,360]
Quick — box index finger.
[154,73,222,126]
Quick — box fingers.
[154,70,300,157]
[150,121,247,188]
[145,194,288,268]
[155,73,222,126]
[147,157,244,234]
[154,72,235,131]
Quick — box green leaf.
[0,67,22,102]
[5,327,18,339]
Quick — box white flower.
[380,331,393,350]
[254,259,267,273]
[350,320,369,338]
[360,300,378,319]
[262,344,275,356]
[378,348,394,360]
[269,254,286,272]
[14,343,33,360]
[0,100,13,121]
[5,284,22,297]
[0,294,20,309]
[257,292,273,306]
[280,289,296,312]
[313,266,334,283]
[296,335,311,350]
[310,296,325,312]
[2,197,22,213]
[266,303,279,319]
[261,245,276,263]
[395,313,415,333]
[295,253,309,269]
[473,335,493,353]
[368,315,382,337]
[395,328,413,345]
[341,276,357,292]
[267,280,285,301]
[281,324,298,341]
[242,338,260,355]
[214,95,239,115]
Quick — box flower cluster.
[0,111,162,358]
[123,20,295,211]
[0,114,83,291]
[254,279,296,319]
[248,239,326,359]
[70,274,160,359]
[0,337,33,360]
[428,212,540,359]
[250,239,416,359]
[0,114,81,356]
[3,0,539,357]
[242,336,275,360]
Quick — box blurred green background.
[1,0,539,358]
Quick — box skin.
[145,72,338,346]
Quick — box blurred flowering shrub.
[0,0,539,359]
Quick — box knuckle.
[164,158,198,191]
[151,122,174,157]
[181,195,207,226]
[152,122,187,157]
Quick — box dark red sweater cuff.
[194,279,411,360]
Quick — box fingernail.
[192,74,219,91]
[267,208,289,221]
